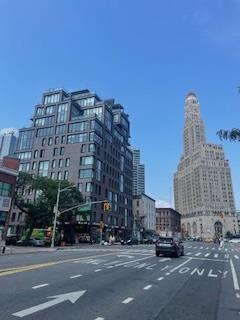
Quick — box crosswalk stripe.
[206,247,209,250]
[204,253,210,257]
[234,255,239,260]
[200,247,203,249]
[214,254,219,258]
[195,252,201,256]
[186,252,191,255]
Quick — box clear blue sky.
[0,0,239,208]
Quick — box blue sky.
[0,0,239,208]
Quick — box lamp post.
[51,183,76,248]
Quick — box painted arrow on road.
[116,255,135,258]
[12,290,86,318]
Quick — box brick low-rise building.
[155,208,181,236]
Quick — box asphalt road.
[0,241,240,320]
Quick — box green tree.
[217,88,240,142]
[15,172,83,239]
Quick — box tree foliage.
[217,129,240,142]
[15,172,83,238]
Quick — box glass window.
[81,144,86,153]
[105,109,112,131]
[79,169,94,179]
[60,147,65,155]
[89,132,102,145]
[57,103,69,123]
[82,106,102,120]
[55,125,66,134]
[45,106,54,114]
[19,163,30,172]
[64,171,69,180]
[34,150,38,158]
[17,130,35,150]
[52,159,56,169]
[50,172,55,180]
[59,159,63,168]
[55,136,59,144]
[120,175,124,192]
[61,136,66,144]
[48,137,53,145]
[89,143,96,152]
[0,182,12,197]
[80,156,94,165]
[44,94,60,105]
[17,151,32,160]
[35,116,54,126]
[36,107,44,115]
[65,158,70,167]
[53,148,58,156]
[67,133,88,144]
[90,120,103,135]
[57,171,62,180]
[42,138,46,146]
[68,121,88,133]
[32,162,37,170]
[96,160,101,181]
[38,161,49,177]
[40,149,45,158]
[37,127,54,137]
[78,183,83,192]
[86,182,93,192]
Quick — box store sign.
[0,196,11,211]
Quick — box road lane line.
[143,285,152,290]
[230,259,240,291]
[170,258,192,273]
[122,297,134,304]
[95,269,102,272]
[157,277,164,281]
[70,274,83,279]
[204,253,210,257]
[32,283,49,289]
[115,255,153,267]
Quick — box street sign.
[12,290,86,318]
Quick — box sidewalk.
[0,246,57,255]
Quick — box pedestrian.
[219,236,224,249]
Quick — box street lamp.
[51,183,76,248]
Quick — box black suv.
[155,237,184,258]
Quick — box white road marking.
[115,255,153,267]
[204,253,210,257]
[104,260,120,266]
[193,246,198,249]
[32,283,49,289]
[214,254,219,258]
[143,285,152,290]
[188,246,192,248]
[95,318,104,320]
[230,259,240,290]
[208,269,218,278]
[236,293,240,299]
[234,255,239,260]
[165,272,170,275]
[12,290,86,317]
[70,274,82,279]
[95,269,102,272]
[170,258,192,273]
[212,248,215,250]
[159,258,172,262]
[186,252,191,256]
[224,254,229,259]
[160,265,169,271]
[200,247,203,249]
[195,252,201,256]
[107,266,114,269]
[122,297,134,304]
[157,277,164,281]
[206,247,209,250]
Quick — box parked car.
[155,237,184,258]
[229,236,240,244]
[16,238,45,247]
[151,235,160,244]
[6,234,19,245]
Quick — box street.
[0,241,240,320]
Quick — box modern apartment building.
[15,88,133,241]
[155,208,181,236]
[174,92,237,239]
[0,129,18,159]
[132,149,145,195]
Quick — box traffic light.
[103,201,111,212]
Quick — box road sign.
[12,290,86,318]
